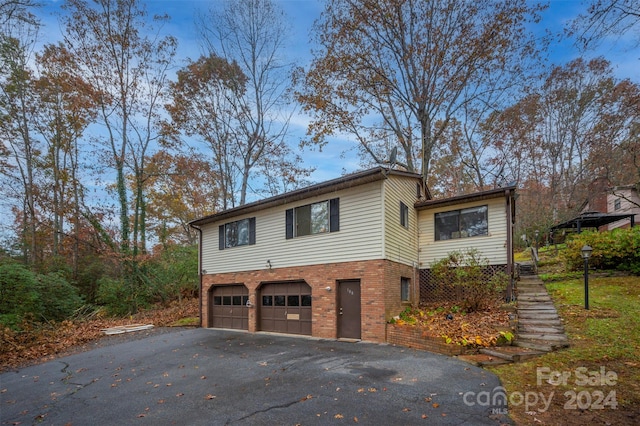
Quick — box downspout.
[190,223,203,327]
[505,188,514,302]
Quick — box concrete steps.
[514,265,569,352]
[457,264,569,368]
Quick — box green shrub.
[145,244,198,304]
[96,276,144,316]
[0,262,41,328]
[0,262,83,328]
[35,272,84,322]
[564,228,640,274]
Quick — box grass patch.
[489,275,640,425]
[169,317,199,327]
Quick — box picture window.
[435,205,488,241]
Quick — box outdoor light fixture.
[266,260,272,269]
[581,245,593,310]
[325,286,332,291]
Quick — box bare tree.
[489,58,639,224]
[571,0,640,50]
[0,17,40,264]
[0,0,39,27]
[195,0,309,206]
[296,0,544,184]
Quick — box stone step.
[514,340,554,352]
[518,325,565,334]
[518,303,556,310]
[518,305,558,311]
[517,333,570,342]
[517,287,547,292]
[519,275,542,280]
[518,311,559,317]
[457,354,512,367]
[479,347,547,362]
[518,282,545,287]
[479,348,521,362]
[516,338,570,351]
[519,318,564,326]
[519,299,552,305]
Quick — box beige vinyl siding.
[606,189,640,230]
[382,176,419,266]
[418,197,507,267]
[201,181,385,274]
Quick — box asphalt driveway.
[1,329,509,425]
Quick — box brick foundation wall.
[202,260,416,343]
[386,324,468,356]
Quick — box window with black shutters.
[286,198,339,239]
[219,217,256,249]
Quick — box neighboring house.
[564,183,640,233]
[606,185,640,230]
[189,167,516,343]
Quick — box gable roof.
[414,185,517,210]
[189,167,424,227]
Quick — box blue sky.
[36,0,640,186]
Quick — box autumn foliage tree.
[0,18,40,265]
[166,54,249,210]
[61,0,177,257]
[145,151,221,245]
[488,57,640,237]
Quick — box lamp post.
[534,230,540,271]
[581,245,593,310]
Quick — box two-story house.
[189,167,516,343]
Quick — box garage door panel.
[259,282,311,335]
[209,285,248,330]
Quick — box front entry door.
[338,280,361,339]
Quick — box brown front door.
[338,280,361,339]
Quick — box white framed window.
[614,198,621,211]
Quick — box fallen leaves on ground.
[1,298,199,371]
[393,301,512,347]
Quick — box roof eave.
[414,185,516,210]
[189,167,422,227]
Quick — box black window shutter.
[249,217,256,245]
[219,225,225,250]
[330,198,340,232]
[416,183,421,199]
[285,209,294,239]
